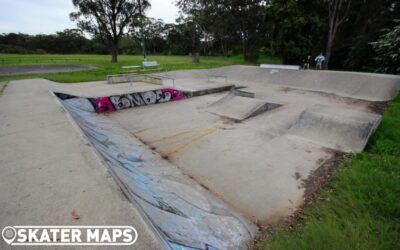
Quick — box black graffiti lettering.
[141,91,157,104]
[130,93,145,106]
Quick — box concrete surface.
[52,81,164,97]
[207,92,281,121]
[1,66,399,248]
[0,79,162,249]
[60,97,254,249]
[52,80,233,98]
[108,66,399,223]
[289,104,382,152]
[0,65,94,76]
[161,65,400,101]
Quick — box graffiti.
[109,95,131,109]
[162,88,186,101]
[141,91,157,104]
[95,88,190,113]
[95,97,116,113]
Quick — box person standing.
[303,55,311,70]
[315,53,325,70]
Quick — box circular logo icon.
[2,226,16,245]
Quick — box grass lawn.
[261,94,400,249]
[0,54,281,83]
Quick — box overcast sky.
[0,0,179,35]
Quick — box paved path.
[0,79,161,249]
[0,65,94,76]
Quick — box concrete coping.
[107,74,163,85]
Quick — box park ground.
[0,54,399,250]
[0,54,281,83]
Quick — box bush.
[370,20,400,74]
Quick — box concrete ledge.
[107,74,162,85]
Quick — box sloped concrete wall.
[162,66,400,102]
[59,96,255,249]
[289,104,382,152]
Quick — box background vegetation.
[1,0,399,74]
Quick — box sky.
[0,0,179,35]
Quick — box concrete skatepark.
[1,65,399,249]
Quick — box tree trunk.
[221,38,226,56]
[111,43,118,63]
[325,35,334,69]
[193,52,200,63]
[325,0,352,69]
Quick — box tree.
[131,18,168,54]
[177,0,268,62]
[70,0,149,63]
[325,0,352,68]
[269,0,327,64]
[176,0,206,63]
[329,0,400,71]
[370,20,400,74]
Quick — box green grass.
[0,54,281,83]
[262,95,400,249]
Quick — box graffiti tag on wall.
[92,88,190,113]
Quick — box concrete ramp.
[163,65,400,101]
[289,105,382,152]
[207,93,280,121]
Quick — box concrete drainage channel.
[53,87,261,249]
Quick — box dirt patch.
[301,149,350,205]
[367,101,389,115]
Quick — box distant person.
[315,53,325,70]
[302,55,311,70]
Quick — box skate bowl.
[57,95,255,249]
[1,66,400,249]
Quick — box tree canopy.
[370,21,400,74]
[1,0,399,74]
[70,0,150,62]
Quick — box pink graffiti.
[162,88,185,101]
[95,97,116,113]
